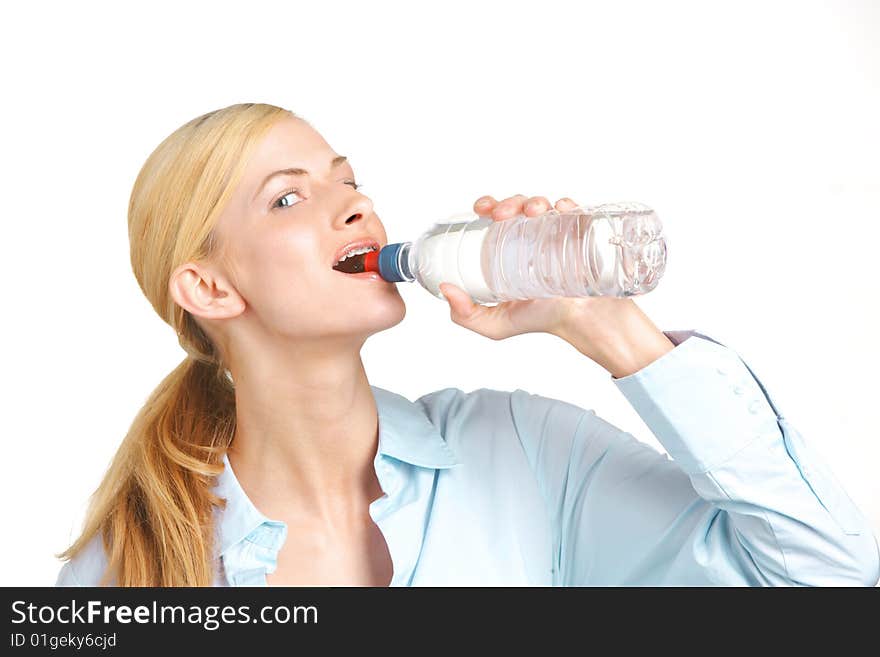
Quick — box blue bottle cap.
[378,242,408,282]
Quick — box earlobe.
[168,262,245,322]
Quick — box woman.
[55,103,879,587]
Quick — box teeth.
[337,245,377,262]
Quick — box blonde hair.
[57,102,295,586]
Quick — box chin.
[324,291,406,341]
[365,292,407,332]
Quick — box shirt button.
[733,385,744,395]
[716,364,729,376]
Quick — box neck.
[224,336,383,526]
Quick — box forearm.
[552,297,674,378]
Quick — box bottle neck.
[397,242,414,281]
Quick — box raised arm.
[508,332,879,585]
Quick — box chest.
[264,518,393,587]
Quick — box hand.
[438,193,583,340]
[439,194,674,377]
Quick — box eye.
[272,181,362,209]
[273,189,302,209]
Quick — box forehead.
[212,118,341,241]
[244,117,334,179]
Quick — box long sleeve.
[508,331,880,586]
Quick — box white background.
[1,0,877,586]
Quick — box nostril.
[345,214,361,224]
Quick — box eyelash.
[273,181,362,209]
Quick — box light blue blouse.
[56,331,880,586]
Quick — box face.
[185,117,405,346]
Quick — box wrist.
[553,298,675,378]
[599,330,675,378]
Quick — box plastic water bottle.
[354,202,667,305]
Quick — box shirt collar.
[371,385,463,469]
[212,384,463,557]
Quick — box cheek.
[235,227,326,307]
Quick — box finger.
[524,196,552,216]
[474,195,497,216]
[554,197,579,211]
[439,281,510,340]
[492,194,530,221]
[439,282,481,322]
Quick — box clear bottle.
[364,202,667,304]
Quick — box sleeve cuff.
[612,330,783,475]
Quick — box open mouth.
[332,245,379,274]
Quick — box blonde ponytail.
[57,103,294,585]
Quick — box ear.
[168,261,246,323]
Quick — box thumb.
[439,282,479,322]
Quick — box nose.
[337,191,373,227]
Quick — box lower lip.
[333,270,386,282]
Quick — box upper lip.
[331,237,382,267]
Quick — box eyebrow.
[253,155,349,201]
